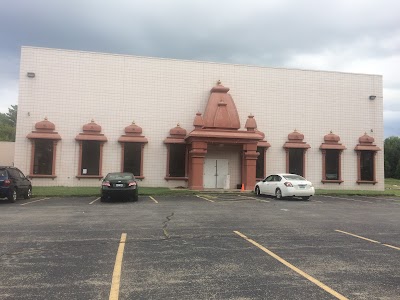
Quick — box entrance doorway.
[203,159,229,188]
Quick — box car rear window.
[0,169,8,180]
[283,175,306,181]
[106,173,134,180]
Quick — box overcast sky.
[0,0,399,137]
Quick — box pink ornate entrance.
[185,82,270,190]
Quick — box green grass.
[31,178,400,198]
[315,189,400,197]
[384,178,400,189]
[316,177,400,197]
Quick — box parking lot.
[0,193,399,299]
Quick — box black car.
[0,166,32,202]
[101,172,138,202]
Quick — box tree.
[395,159,400,179]
[0,123,15,141]
[384,136,400,179]
[0,105,17,142]
[5,105,18,127]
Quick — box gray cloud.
[0,0,399,136]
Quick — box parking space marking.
[195,195,215,202]
[321,195,373,203]
[234,231,348,300]
[238,195,258,199]
[149,196,158,203]
[109,233,127,300]
[383,244,400,250]
[20,197,51,206]
[201,194,218,199]
[335,230,400,251]
[335,230,380,243]
[89,197,100,204]
[239,195,270,202]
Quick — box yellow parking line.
[20,198,50,206]
[336,230,400,250]
[149,196,158,203]
[109,233,127,300]
[234,231,348,300]
[195,195,214,202]
[335,230,379,243]
[89,197,100,204]
[383,244,400,250]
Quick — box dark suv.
[0,167,32,202]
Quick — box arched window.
[355,133,381,184]
[75,120,107,178]
[26,118,61,178]
[118,122,148,178]
[164,124,188,180]
[283,130,310,177]
[320,132,346,183]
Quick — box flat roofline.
[21,45,382,77]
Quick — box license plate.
[299,185,306,189]
[115,183,124,187]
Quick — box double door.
[203,159,229,189]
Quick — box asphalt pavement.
[0,194,399,299]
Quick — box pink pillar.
[243,143,259,190]
[188,142,207,190]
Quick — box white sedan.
[254,173,315,200]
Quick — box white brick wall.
[15,46,384,190]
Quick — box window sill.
[357,180,377,185]
[29,174,57,179]
[165,176,188,181]
[321,180,343,184]
[76,175,103,179]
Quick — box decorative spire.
[288,130,304,141]
[35,118,55,131]
[125,121,142,135]
[324,131,340,143]
[245,114,257,132]
[193,112,204,129]
[170,123,187,137]
[83,120,101,132]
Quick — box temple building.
[14,46,383,190]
